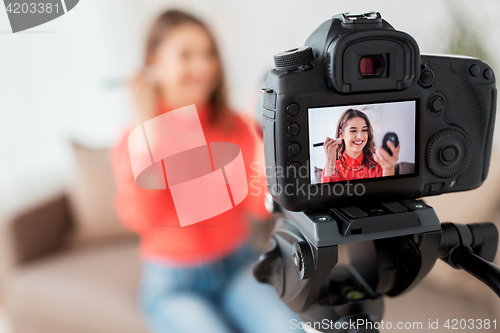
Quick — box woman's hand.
[373,141,400,176]
[323,137,340,177]
[129,68,159,124]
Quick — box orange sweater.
[111,105,270,265]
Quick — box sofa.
[0,143,148,333]
[0,143,499,332]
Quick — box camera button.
[441,146,458,163]
[424,182,445,193]
[469,64,480,76]
[287,162,301,174]
[288,142,301,155]
[484,69,493,80]
[419,68,434,87]
[420,70,433,84]
[429,96,445,113]
[287,123,300,135]
[286,103,300,116]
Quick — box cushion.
[67,142,133,245]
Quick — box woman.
[322,108,400,183]
[112,9,296,333]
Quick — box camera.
[254,13,500,331]
[262,12,497,212]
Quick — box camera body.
[262,12,497,212]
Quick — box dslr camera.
[262,12,496,212]
[255,12,498,332]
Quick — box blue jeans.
[139,244,300,333]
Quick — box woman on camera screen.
[322,108,400,183]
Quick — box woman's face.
[340,117,369,156]
[152,23,220,107]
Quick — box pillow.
[67,142,133,245]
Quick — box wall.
[0,0,499,209]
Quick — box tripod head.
[252,199,500,333]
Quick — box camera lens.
[359,55,383,77]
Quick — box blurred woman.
[322,108,399,183]
[112,9,296,333]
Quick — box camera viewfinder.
[359,55,384,77]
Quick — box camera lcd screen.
[308,101,416,185]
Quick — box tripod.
[252,199,500,333]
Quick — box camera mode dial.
[274,46,313,71]
[426,129,471,178]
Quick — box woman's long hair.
[144,9,230,128]
[336,109,376,167]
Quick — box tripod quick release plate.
[286,200,441,247]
